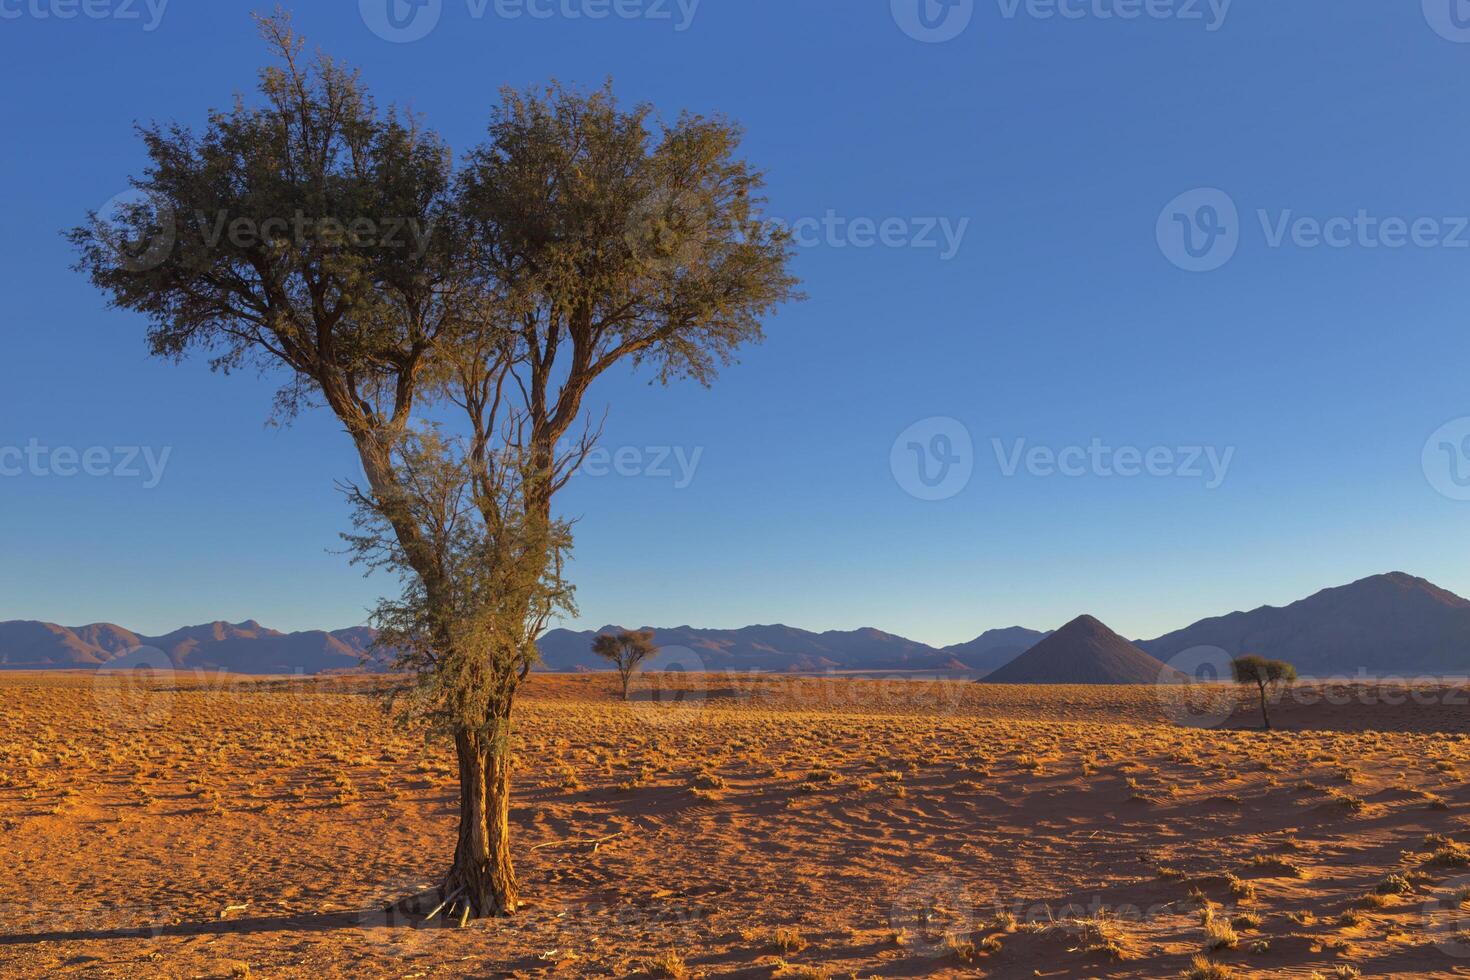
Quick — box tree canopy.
[71,11,801,919]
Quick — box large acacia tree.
[72,13,798,918]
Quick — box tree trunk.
[1257,682,1272,731]
[444,724,518,917]
[621,669,632,702]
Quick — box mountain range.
[536,623,960,673]
[941,626,1053,674]
[0,619,378,674]
[3,572,1468,679]
[1137,571,1470,676]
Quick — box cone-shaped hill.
[984,614,1176,685]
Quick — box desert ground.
[4,672,1470,978]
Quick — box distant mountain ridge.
[942,626,1052,674]
[1138,572,1470,676]
[0,618,972,676]
[0,619,379,674]
[5,572,1470,678]
[536,624,965,673]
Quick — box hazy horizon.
[1,567,1453,651]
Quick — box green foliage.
[592,629,659,670]
[592,629,660,698]
[70,9,799,770]
[458,80,802,388]
[69,12,466,427]
[1231,655,1296,731]
[1231,656,1297,687]
[343,427,577,739]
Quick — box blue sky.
[3,0,1470,645]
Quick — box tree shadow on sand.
[0,910,368,945]
[0,886,485,947]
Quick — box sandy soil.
[3,671,1470,978]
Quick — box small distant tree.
[592,629,659,700]
[1231,655,1297,731]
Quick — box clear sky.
[3,0,1470,645]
